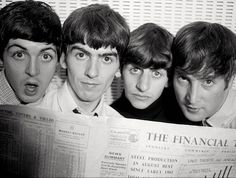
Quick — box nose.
[186,82,199,104]
[85,58,99,78]
[136,72,150,92]
[25,58,40,76]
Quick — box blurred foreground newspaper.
[0,105,236,177]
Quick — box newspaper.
[0,105,235,177]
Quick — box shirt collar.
[0,70,20,105]
[57,80,78,112]
[58,80,104,116]
[74,95,105,116]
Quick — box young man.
[33,4,130,117]
[170,21,236,128]
[0,0,62,105]
[111,23,173,122]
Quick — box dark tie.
[73,108,99,117]
[72,108,81,114]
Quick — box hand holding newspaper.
[0,105,235,177]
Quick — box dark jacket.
[111,91,171,123]
[111,88,203,126]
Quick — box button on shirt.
[0,70,20,105]
[31,80,123,118]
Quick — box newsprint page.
[0,105,236,177]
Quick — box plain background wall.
[0,0,236,104]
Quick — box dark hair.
[172,21,236,86]
[0,0,62,60]
[123,23,173,77]
[62,3,130,62]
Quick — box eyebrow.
[41,47,57,54]
[7,44,57,53]
[175,68,217,80]
[7,44,27,51]
[70,46,90,56]
[100,52,118,58]
[70,45,118,58]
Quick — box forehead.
[6,38,56,51]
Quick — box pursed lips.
[81,81,100,88]
[185,104,201,113]
[132,93,150,100]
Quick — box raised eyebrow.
[70,46,90,56]
[7,44,26,51]
[41,47,57,54]
[7,44,56,54]
[99,52,118,58]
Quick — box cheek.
[206,89,226,106]
[203,92,225,116]
[40,65,57,82]
[5,62,25,84]
[67,63,83,80]
[103,65,119,78]
[5,60,24,74]
[151,80,167,98]
[173,83,186,100]
[123,74,137,91]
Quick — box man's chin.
[182,110,204,122]
[131,102,150,110]
[19,94,41,104]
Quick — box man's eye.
[13,51,25,60]
[152,71,162,78]
[41,53,53,62]
[75,52,86,60]
[130,67,141,74]
[176,75,189,84]
[103,56,112,64]
[78,53,84,57]
[203,79,214,87]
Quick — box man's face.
[62,43,120,109]
[3,38,58,104]
[173,69,233,122]
[123,64,168,109]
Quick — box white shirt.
[204,87,236,129]
[31,80,123,118]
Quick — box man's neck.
[67,81,101,114]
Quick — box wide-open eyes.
[102,55,117,64]
[12,51,25,61]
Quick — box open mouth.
[24,83,39,96]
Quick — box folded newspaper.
[0,105,235,177]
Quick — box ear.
[60,53,67,69]
[164,79,169,88]
[164,83,168,88]
[228,74,236,88]
[115,70,121,78]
